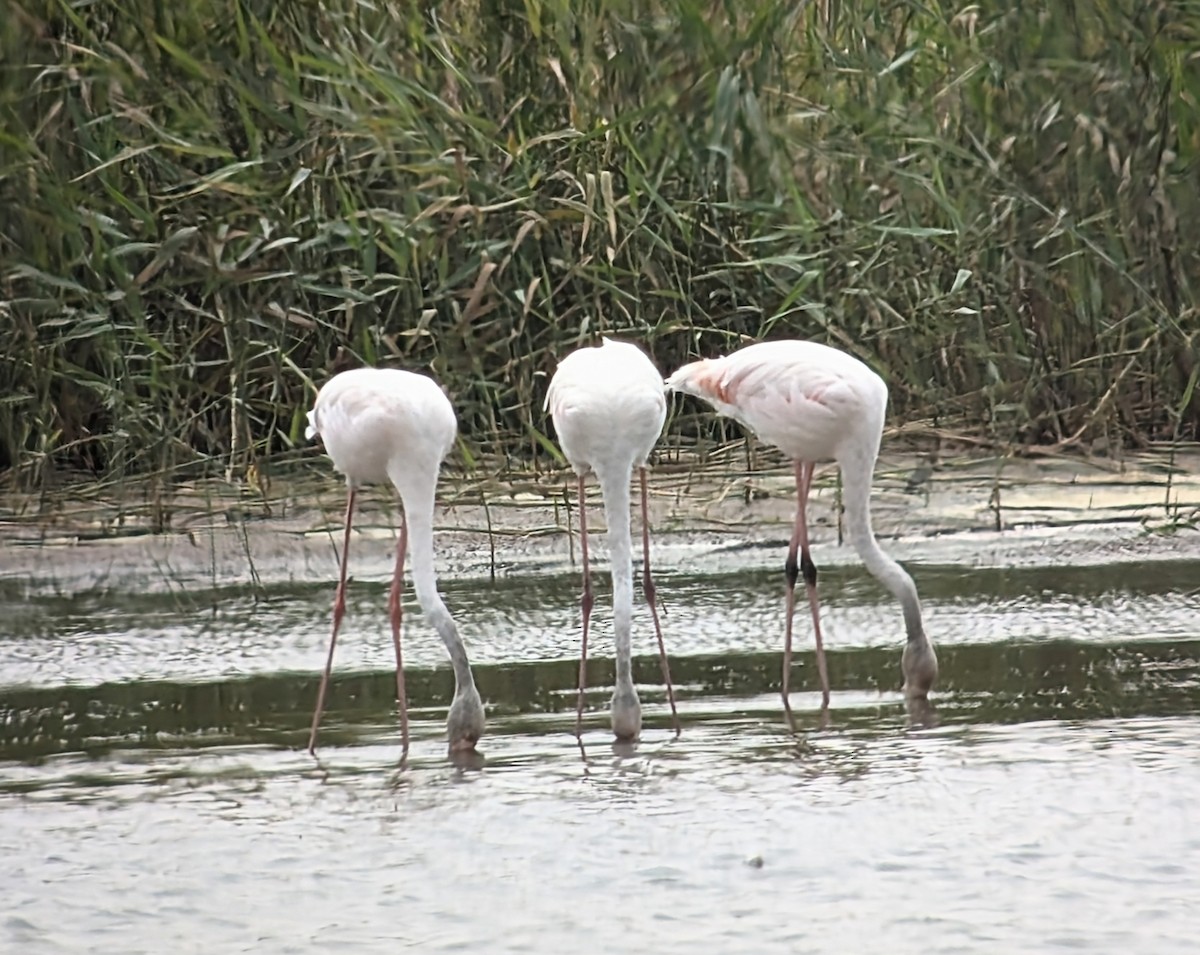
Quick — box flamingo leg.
[574,474,595,737]
[798,462,830,707]
[782,461,830,728]
[309,486,356,754]
[640,466,680,737]
[387,512,410,756]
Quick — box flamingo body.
[546,338,667,476]
[667,340,887,464]
[307,368,456,489]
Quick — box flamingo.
[545,337,681,740]
[665,339,938,723]
[305,367,485,756]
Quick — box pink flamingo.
[666,339,938,723]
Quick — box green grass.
[2,0,1197,492]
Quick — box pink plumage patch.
[699,365,833,411]
[690,363,741,404]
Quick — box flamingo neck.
[596,464,635,692]
[839,457,926,643]
[404,504,478,695]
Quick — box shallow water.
[2,555,1199,953]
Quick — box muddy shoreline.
[2,449,1198,595]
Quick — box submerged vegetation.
[2,0,1197,491]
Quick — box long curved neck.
[403,494,477,695]
[596,463,635,690]
[839,456,926,643]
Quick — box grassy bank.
[2,0,1197,493]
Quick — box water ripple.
[2,558,1199,953]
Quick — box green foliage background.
[2,0,1197,488]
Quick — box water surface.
[2,556,1199,953]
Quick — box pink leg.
[309,486,356,754]
[387,513,410,756]
[640,467,680,737]
[574,474,595,738]
[798,462,830,707]
[782,462,830,730]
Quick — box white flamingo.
[305,367,484,755]
[546,338,680,739]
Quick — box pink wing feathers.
[666,341,886,462]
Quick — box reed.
[2,0,1196,492]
